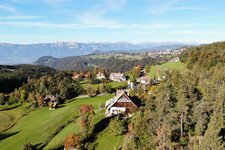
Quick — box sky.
[0,0,225,44]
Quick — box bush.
[86,86,95,97]
[91,79,100,84]
[23,142,35,150]
[108,116,127,136]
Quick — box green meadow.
[148,61,186,78]
[0,94,127,150]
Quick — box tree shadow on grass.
[33,143,43,150]
[53,118,112,150]
[0,131,20,141]
[57,104,65,109]
[86,117,111,143]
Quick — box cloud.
[0,21,82,29]
[0,4,17,13]
[41,0,69,7]
[78,13,123,28]
[148,0,207,14]
[105,0,126,9]
[0,19,200,31]
[169,6,206,10]
[0,15,40,20]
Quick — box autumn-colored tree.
[129,66,141,82]
[36,94,44,107]
[127,123,133,133]
[132,66,141,79]
[80,105,95,138]
[64,133,81,150]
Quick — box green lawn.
[81,81,127,91]
[148,61,186,78]
[0,94,113,150]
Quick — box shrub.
[108,116,127,136]
[23,142,35,150]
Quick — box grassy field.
[148,61,186,78]
[0,94,113,150]
[91,127,124,150]
[0,106,25,132]
[81,81,127,91]
[45,108,106,149]
[0,103,21,111]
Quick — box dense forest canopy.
[0,64,55,93]
[124,42,225,149]
[180,42,225,69]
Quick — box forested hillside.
[0,65,55,93]
[35,55,168,72]
[124,42,225,149]
[180,41,225,69]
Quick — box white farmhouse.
[105,91,138,117]
[96,72,106,80]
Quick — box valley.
[0,42,224,150]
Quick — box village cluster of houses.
[146,48,186,58]
[52,64,167,118]
[71,71,127,82]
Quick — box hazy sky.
[0,0,225,44]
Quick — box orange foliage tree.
[64,133,81,150]
[80,105,95,138]
[37,94,44,107]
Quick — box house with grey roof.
[109,73,126,82]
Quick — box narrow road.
[75,93,107,99]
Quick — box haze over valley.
[0,41,195,64]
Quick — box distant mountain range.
[0,41,199,64]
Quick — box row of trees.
[0,71,84,107]
[0,64,55,93]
